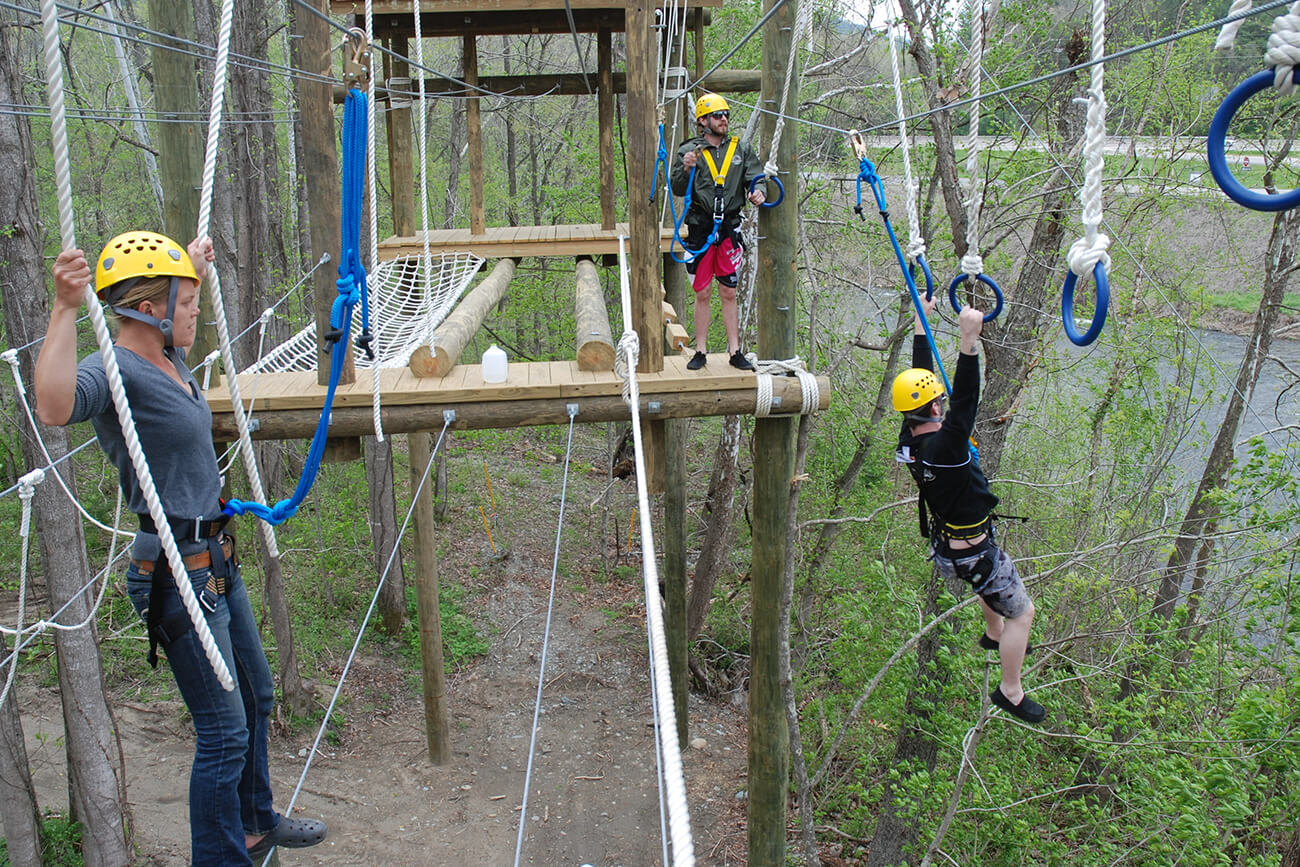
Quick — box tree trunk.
[0,637,43,867]
[685,416,743,644]
[366,436,408,635]
[0,13,130,863]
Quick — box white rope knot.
[752,356,820,415]
[616,331,641,403]
[1266,10,1300,93]
[961,253,985,277]
[906,238,927,262]
[2,349,23,396]
[1067,233,1111,277]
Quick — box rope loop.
[1266,8,1300,92]
[1066,233,1111,277]
[960,252,985,278]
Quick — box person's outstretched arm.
[34,249,92,426]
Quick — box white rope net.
[243,251,483,374]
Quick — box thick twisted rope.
[364,0,384,441]
[889,16,925,262]
[961,2,986,278]
[413,0,437,359]
[1264,2,1300,92]
[38,0,234,690]
[1067,0,1112,278]
[1216,0,1255,50]
[762,0,813,180]
[615,237,695,867]
[752,356,820,417]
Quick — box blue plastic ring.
[1061,261,1109,346]
[947,271,1004,322]
[1207,68,1300,212]
[750,174,785,208]
[910,255,935,301]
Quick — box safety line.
[275,415,455,863]
[512,405,579,867]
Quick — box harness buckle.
[343,27,371,90]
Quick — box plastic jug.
[482,344,508,383]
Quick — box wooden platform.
[379,223,676,261]
[205,355,829,440]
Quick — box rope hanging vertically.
[1061,0,1111,346]
[36,0,234,691]
[363,0,384,441]
[224,31,372,526]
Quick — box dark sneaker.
[686,351,707,371]
[729,350,755,371]
[990,687,1046,724]
[247,815,327,858]
[979,634,1034,654]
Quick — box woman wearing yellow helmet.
[35,234,328,863]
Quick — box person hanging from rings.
[892,294,1046,724]
[34,232,328,864]
[670,93,766,372]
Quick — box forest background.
[1,0,1299,864]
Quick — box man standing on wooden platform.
[671,93,765,372]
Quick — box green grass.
[0,811,84,866]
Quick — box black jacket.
[897,335,998,535]
[669,133,762,231]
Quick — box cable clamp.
[343,28,371,90]
[443,409,457,425]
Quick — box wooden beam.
[464,35,485,235]
[338,70,760,103]
[380,224,675,259]
[332,0,724,14]
[385,37,415,237]
[598,30,615,230]
[408,431,451,764]
[575,257,615,371]
[409,257,515,376]
[209,373,830,439]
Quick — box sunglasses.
[707,111,729,119]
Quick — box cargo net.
[244,251,484,373]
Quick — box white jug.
[482,344,508,383]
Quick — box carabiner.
[343,27,371,90]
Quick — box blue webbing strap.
[224,88,370,525]
[667,162,721,264]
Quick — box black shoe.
[990,687,1046,724]
[979,634,1035,654]
[686,351,707,371]
[247,815,327,858]
[729,350,755,371]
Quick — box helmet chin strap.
[108,276,179,348]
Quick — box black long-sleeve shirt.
[897,335,998,534]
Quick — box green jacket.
[670,133,762,231]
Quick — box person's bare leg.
[719,283,739,353]
[979,597,1003,643]
[694,286,712,353]
[997,598,1035,703]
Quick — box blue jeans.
[127,558,277,865]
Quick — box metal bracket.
[343,27,371,90]
[443,409,457,425]
[566,403,579,418]
[647,400,661,414]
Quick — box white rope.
[1216,0,1255,50]
[513,408,580,867]
[364,0,385,442]
[755,373,775,417]
[38,0,234,691]
[1067,0,1112,278]
[0,471,39,710]
[752,356,819,417]
[889,14,926,262]
[962,1,986,278]
[1264,2,1300,93]
[615,236,695,867]
[762,0,813,181]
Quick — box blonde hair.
[105,275,171,328]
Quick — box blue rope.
[667,163,721,264]
[649,123,669,205]
[224,88,371,526]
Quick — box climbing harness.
[1061,0,1111,346]
[37,0,234,690]
[946,2,1004,323]
[223,29,374,527]
[668,137,738,263]
[1207,2,1300,212]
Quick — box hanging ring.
[1207,68,1300,212]
[947,272,1004,322]
[1061,261,1109,346]
[749,174,785,208]
[911,254,935,301]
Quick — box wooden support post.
[748,0,799,862]
[575,257,616,371]
[464,35,485,235]
[408,431,450,764]
[292,0,348,388]
[409,258,516,376]
[385,36,415,237]
[598,30,615,230]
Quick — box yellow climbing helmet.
[95,231,196,300]
[695,93,729,119]
[891,368,944,413]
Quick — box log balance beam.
[205,356,829,440]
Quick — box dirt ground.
[14,540,755,866]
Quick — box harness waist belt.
[130,550,229,596]
[136,512,229,542]
[937,513,992,541]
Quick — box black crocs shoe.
[729,350,755,371]
[686,351,707,371]
[247,815,327,859]
[990,687,1046,724]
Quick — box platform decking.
[378,223,677,261]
